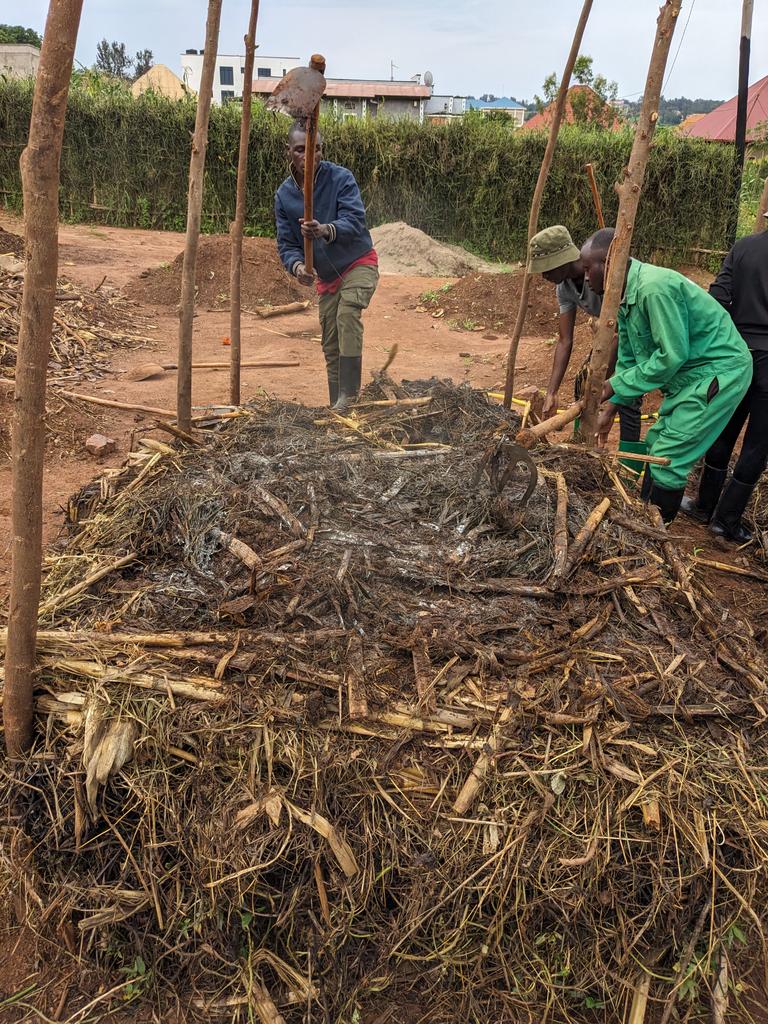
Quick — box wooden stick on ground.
[551,473,569,578]
[255,300,311,318]
[4,0,84,757]
[229,0,260,406]
[580,0,684,441]
[177,0,223,432]
[38,553,138,619]
[59,390,176,418]
[562,497,611,576]
[453,705,513,816]
[502,0,594,408]
[627,972,651,1024]
[516,401,583,448]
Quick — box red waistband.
[316,250,379,295]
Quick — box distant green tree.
[134,49,153,79]
[0,24,43,47]
[534,54,619,128]
[95,39,132,79]
[572,54,594,86]
[534,73,558,112]
[626,95,725,126]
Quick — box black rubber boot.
[327,372,339,407]
[710,477,755,543]
[647,481,685,524]
[680,463,728,523]
[333,355,362,413]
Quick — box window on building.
[221,90,235,103]
[257,67,272,78]
[344,101,355,110]
[220,66,234,86]
[241,66,245,74]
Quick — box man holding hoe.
[275,122,378,410]
[581,230,752,524]
[528,225,642,442]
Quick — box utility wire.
[663,0,697,92]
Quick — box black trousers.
[573,355,642,442]
[706,348,768,486]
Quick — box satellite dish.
[424,70,434,87]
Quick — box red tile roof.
[520,85,622,132]
[680,74,768,142]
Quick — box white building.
[425,95,470,121]
[0,43,40,80]
[181,49,300,104]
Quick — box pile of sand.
[370,222,498,276]
[124,235,309,309]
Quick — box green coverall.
[610,261,752,491]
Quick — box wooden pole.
[756,174,768,232]
[502,0,594,409]
[177,0,223,433]
[516,400,584,448]
[303,54,327,277]
[728,0,754,247]
[4,0,84,758]
[229,0,260,407]
[584,162,605,228]
[579,1,683,443]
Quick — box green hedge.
[0,78,740,261]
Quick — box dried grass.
[2,379,768,1023]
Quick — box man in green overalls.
[581,231,753,523]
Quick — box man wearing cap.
[528,225,641,442]
[581,231,753,524]
[680,219,768,542]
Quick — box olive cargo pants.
[646,360,752,490]
[318,265,379,387]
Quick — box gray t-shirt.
[556,276,602,318]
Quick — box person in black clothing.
[681,215,768,542]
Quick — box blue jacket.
[275,161,374,284]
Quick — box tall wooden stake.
[579,0,683,443]
[728,0,754,247]
[177,0,223,433]
[755,174,768,232]
[4,0,84,758]
[229,0,260,407]
[502,0,594,409]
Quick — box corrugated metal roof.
[467,97,525,110]
[681,74,768,142]
[253,77,430,99]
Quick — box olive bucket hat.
[528,225,581,274]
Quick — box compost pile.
[124,235,309,311]
[3,381,768,1023]
[0,271,153,387]
[0,225,23,257]
[422,270,561,337]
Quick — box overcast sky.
[20,0,768,101]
